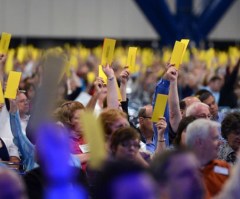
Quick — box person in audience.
[137,105,157,153]
[54,101,89,171]
[151,148,205,199]
[186,102,211,119]
[196,90,225,123]
[16,91,30,134]
[219,112,240,164]
[186,119,230,198]
[110,127,149,167]
[93,160,157,199]
[173,116,197,147]
[0,166,28,199]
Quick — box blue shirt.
[152,78,170,147]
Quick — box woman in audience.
[110,127,149,167]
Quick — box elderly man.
[186,102,211,119]
[186,119,230,198]
[138,105,156,153]
[16,91,30,134]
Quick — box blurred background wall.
[0,0,239,48]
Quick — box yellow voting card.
[151,94,168,122]
[126,47,137,73]
[180,39,190,64]
[170,41,185,69]
[4,71,22,99]
[80,111,107,169]
[101,38,116,66]
[0,32,11,54]
[98,65,107,84]
[0,82,4,103]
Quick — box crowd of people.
[0,43,240,199]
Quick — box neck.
[139,126,153,142]
[196,150,212,167]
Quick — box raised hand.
[120,68,130,86]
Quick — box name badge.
[214,166,229,176]
[79,144,90,153]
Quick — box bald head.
[180,97,200,117]
[186,102,211,119]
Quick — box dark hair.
[179,100,186,110]
[150,147,192,184]
[221,112,240,140]
[194,89,212,100]
[209,75,221,82]
[173,116,197,147]
[93,160,147,199]
[138,107,147,117]
[110,127,140,155]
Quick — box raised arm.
[154,117,167,155]
[102,64,119,109]
[9,99,35,171]
[86,77,104,110]
[167,65,181,133]
[120,68,130,102]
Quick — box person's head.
[180,97,200,117]
[221,112,240,151]
[24,83,36,100]
[197,90,218,119]
[94,160,157,199]
[151,148,204,199]
[208,76,222,92]
[16,92,30,116]
[186,119,221,165]
[54,101,85,134]
[110,127,141,161]
[138,105,153,132]
[174,116,197,147]
[186,102,211,119]
[0,167,27,199]
[99,109,129,141]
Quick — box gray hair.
[186,102,209,117]
[186,119,220,148]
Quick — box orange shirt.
[201,159,230,198]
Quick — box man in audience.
[186,119,230,198]
[16,91,30,134]
[137,105,156,153]
[196,90,225,123]
[186,102,211,119]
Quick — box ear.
[139,117,144,124]
[195,137,204,148]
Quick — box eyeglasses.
[120,141,141,149]
[141,116,152,119]
[195,114,212,119]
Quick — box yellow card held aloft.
[170,41,185,69]
[4,71,22,99]
[80,111,107,169]
[0,32,11,54]
[180,39,190,64]
[98,65,107,84]
[0,82,4,103]
[101,38,116,66]
[126,47,138,73]
[151,94,168,122]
